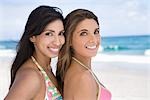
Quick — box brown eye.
[59,31,65,36]
[80,32,88,36]
[94,29,99,35]
[45,32,53,36]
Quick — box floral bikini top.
[31,56,62,100]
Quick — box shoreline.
[0,54,150,100]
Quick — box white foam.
[144,49,150,56]
[0,49,16,57]
[98,46,104,52]
[93,54,150,64]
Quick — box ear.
[29,36,36,43]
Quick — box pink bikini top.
[72,57,111,100]
[89,70,111,100]
[98,85,111,100]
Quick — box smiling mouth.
[48,47,59,52]
[85,45,97,49]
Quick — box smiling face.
[30,19,65,58]
[72,18,100,58]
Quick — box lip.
[85,45,97,50]
[48,47,60,53]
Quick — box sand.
[92,54,150,100]
[0,54,150,100]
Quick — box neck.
[32,54,51,70]
[72,57,91,70]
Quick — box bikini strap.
[88,69,105,88]
[31,56,45,73]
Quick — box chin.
[89,52,98,56]
[91,54,97,57]
[84,54,97,58]
[90,53,98,57]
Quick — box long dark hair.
[10,5,64,88]
[56,9,99,94]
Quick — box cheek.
[60,37,65,45]
[72,40,84,51]
[96,36,100,44]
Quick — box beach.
[0,57,12,100]
[93,54,150,100]
[0,54,150,100]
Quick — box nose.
[89,34,97,43]
[53,36,61,46]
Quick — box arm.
[73,71,97,100]
[5,68,42,100]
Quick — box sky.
[0,0,149,40]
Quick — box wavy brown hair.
[56,9,99,94]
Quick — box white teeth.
[49,48,59,52]
[86,45,96,49]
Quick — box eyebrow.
[43,29,64,33]
[43,29,55,32]
[77,28,99,33]
[77,29,88,33]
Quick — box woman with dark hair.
[56,9,111,100]
[5,5,64,100]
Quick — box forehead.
[44,19,64,30]
[75,19,99,31]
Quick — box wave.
[0,41,17,50]
[0,45,6,49]
[98,45,128,52]
[0,49,16,57]
[103,45,129,51]
[144,49,150,56]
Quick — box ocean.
[100,35,150,55]
[0,35,150,57]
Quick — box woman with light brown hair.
[56,9,111,100]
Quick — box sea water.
[0,35,150,57]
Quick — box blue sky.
[0,0,149,40]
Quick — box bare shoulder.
[64,70,97,100]
[5,65,43,100]
[65,70,95,87]
[16,66,42,87]
[74,70,97,100]
[77,70,95,88]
